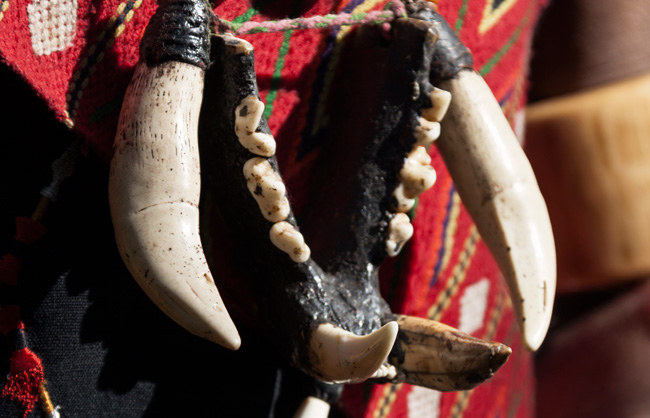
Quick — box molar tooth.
[421,87,452,122]
[400,146,436,198]
[414,117,441,146]
[243,158,290,222]
[392,184,415,213]
[269,221,311,263]
[235,95,265,134]
[370,363,398,380]
[309,322,398,384]
[386,213,414,257]
[238,132,277,157]
[293,397,331,418]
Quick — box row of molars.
[387,87,452,257]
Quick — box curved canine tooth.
[414,117,441,147]
[386,213,414,257]
[309,322,398,384]
[400,146,437,199]
[293,397,331,418]
[389,315,511,391]
[109,61,240,350]
[421,87,452,122]
[436,71,556,351]
[243,157,291,222]
[235,96,276,157]
[270,221,311,263]
[392,184,416,213]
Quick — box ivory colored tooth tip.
[310,321,398,384]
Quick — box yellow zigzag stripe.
[478,0,517,34]
[439,191,462,273]
[374,226,480,418]
[428,225,479,321]
[64,0,144,127]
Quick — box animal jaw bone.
[109,0,554,405]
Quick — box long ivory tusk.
[387,315,511,391]
[109,59,240,348]
[436,70,556,351]
[309,322,398,384]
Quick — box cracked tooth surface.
[269,221,310,263]
[109,61,240,350]
[243,158,291,222]
[389,315,511,391]
[436,70,556,351]
[400,146,437,199]
[309,322,398,384]
[386,213,414,257]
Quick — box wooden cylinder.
[525,73,650,293]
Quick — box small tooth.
[243,158,290,222]
[389,315,511,391]
[293,397,331,418]
[235,95,265,134]
[386,213,414,257]
[421,87,452,122]
[309,322,398,384]
[269,221,311,263]
[413,117,441,146]
[400,146,436,199]
[370,363,398,380]
[392,184,415,213]
[223,34,254,55]
[238,132,277,157]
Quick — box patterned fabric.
[0,0,547,416]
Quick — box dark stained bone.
[199,12,511,395]
[198,34,397,383]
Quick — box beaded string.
[217,0,409,35]
[0,141,78,418]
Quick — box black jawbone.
[199,0,481,401]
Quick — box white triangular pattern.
[459,278,490,335]
[28,0,78,56]
[408,386,442,418]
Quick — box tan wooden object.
[526,73,650,293]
